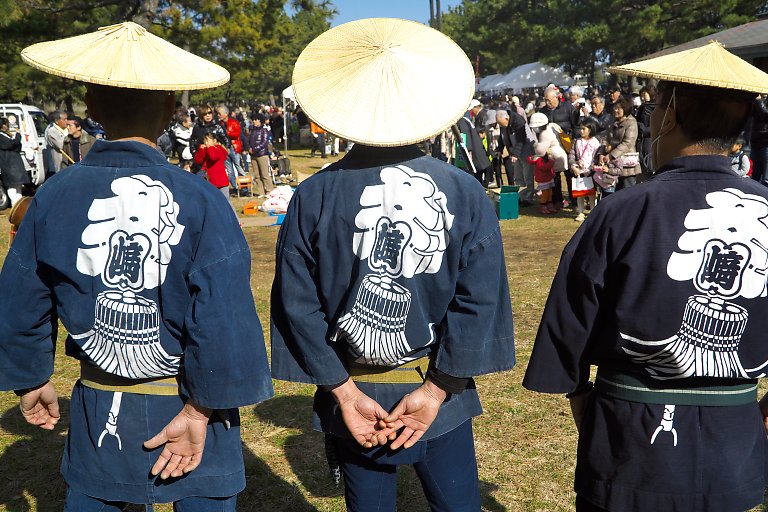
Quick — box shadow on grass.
[239,441,320,512]
[253,395,340,501]
[0,399,317,512]
[0,399,70,512]
[254,395,508,511]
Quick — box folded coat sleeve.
[0,200,58,391]
[433,195,515,378]
[181,195,274,409]
[0,133,21,151]
[193,145,206,166]
[270,190,349,385]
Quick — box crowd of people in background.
[426,81,764,220]
[22,81,768,223]
[34,101,296,210]
[162,102,290,198]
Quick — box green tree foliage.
[443,0,762,86]
[0,0,335,107]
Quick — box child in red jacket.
[528,142,556,214]
[194,133,229,194]
[194,133,237,217]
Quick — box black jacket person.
[524,42,768,512]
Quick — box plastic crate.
[490,185,519,220]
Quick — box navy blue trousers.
[576,495,610,512]
[333,419,480,512]
[64,487,236,511]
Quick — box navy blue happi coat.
[271,144,516,449]
[524,155,768,512]
[0,140,273,504]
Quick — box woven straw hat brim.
[21,22,229,90]
[292,18,475,147]
[608,41,768,94]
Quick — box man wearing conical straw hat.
[524,41,768,512]
[270,18,515,511]
[0,22,273,510]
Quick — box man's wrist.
[329,378,359,405]
[184,401,213,420]
[422,379,448,404]
[14,381,48,397]
[426,367,470,395]
[565,381,594,399]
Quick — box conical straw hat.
[292,18,475,147]
[607,41,768,94]
[21,22,229,90]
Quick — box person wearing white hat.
[270,18,515,512]
[524,41,768,512]
[0,21,273,510]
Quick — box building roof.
[642,18,768,60]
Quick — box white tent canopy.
[281,85,296,154]
[477,61,574,92]
[485,65,523,91]
[282,85,295,102]
[480,68,519,91]
[476,73,503,91]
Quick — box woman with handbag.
[603,96,641,190]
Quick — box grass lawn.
[0,147,765,511]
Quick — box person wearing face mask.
[523,41,768,512]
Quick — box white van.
[0,103,49,209]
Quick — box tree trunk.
[429,0,435,28]
[63,77,73,113]
[180,40,191,107]
[132,0,159,28]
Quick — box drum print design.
[335,165,454,365]
[72,175,185,450]
[623,188,768,380]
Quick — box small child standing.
[730,137,751,177]
[568,119,600,221]
[529,142,556,214]
[593,146,617,198]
